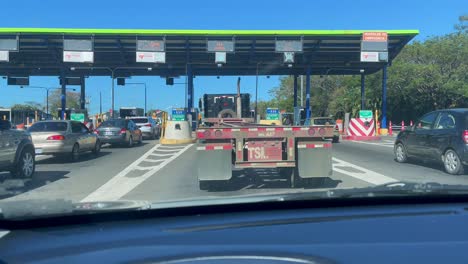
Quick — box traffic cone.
[401,120,405,131]
[389,121,393,136]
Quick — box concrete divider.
[160,120,196,145]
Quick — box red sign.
[362,32,388,42]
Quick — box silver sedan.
[28,120,101,161]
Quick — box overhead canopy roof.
[0,28,418,77]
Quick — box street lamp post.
[70,67,153,118]
[20,86,76,119]
[126,83,147,115]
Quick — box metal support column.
[187,63,194,109]
[60,70,66,120]
[293,74,298,108]
[111,70,115,118]
[360,74,365,110]
[305,65,311,122]
[381,64,388,129]
[80,76,85,110]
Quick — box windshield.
[28,122,68,132]
[99,120,125,128]
[313,118,336,125]
[0,1,467,221]
[130,118,149,124]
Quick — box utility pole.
[99,92,102,114]
[300,75,304,107]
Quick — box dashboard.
[1,199,468,263]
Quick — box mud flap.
[297,141,332,178]
[197,147,232,181]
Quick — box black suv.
[394,108,468,175]
[0,120,36,178]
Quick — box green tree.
[48,90,81,118]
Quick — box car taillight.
[144,124,152,127]
[463,130,468,144]
[120,128,127,134]
[47,135,65,140]
[94,129,99,135]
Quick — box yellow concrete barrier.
[160,120,196,145]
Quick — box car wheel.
[138,135,143,145]
[128,136,134,148]
[443,149,465,175]
[10,147,35,178]
[71,143,80,162]
[92,140,101,155]
[332,136,340,143]
[394,143,408,163]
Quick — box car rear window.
[28,122,68,132]
[130,118,149,124]
[313,119,336,125]
[100,120,124,128]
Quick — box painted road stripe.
[332,157,397,185]
[158,145,186,149]
[349,140,394,148]
[149,153,176,157]
[81,144,192,202]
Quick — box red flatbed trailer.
[196,118,334,190]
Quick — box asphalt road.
[1,137,468,205]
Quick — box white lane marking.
[332,157,398,185]
[134,165,158,171]
[158,145,186,149]
[348,140,394,148]
[81,144,193,202]
[144,158,166,163]
[149,153,176,157]
[155,148,183,152]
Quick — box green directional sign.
[359,110,373,119]
[266,108,280,120]
[70,113,85,122]
[172,108,186,121]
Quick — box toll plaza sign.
[0,38,18,62]
[207,40,235,53]
[136,40,166,63]
[63,39,94,63]
[361,32,388,63]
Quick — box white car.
[129,116,160,139]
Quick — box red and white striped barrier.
[347,118,375,136]
[343,118,381,141]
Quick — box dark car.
[95,119,142,147]
[0,120,35,178]
[394,108,468,175]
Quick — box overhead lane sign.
[63,39,94,63]
[361,32,388,63]
[0,38,18,62]
[136,39,165,63]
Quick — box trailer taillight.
[203,130,211,138]
[308,128,315,136]
[319,128,325,136]
[215,130,223,137]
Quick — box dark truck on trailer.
[196,84,334,191]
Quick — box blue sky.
[0,0,464,114]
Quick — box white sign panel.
[215,52,226,64]
[360,51,379,62]
[63,51,94,63]
[0,51,9,62]
[136,51,165,63]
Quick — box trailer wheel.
[218,109,236,118]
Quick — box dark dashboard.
[1,198,468,263]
